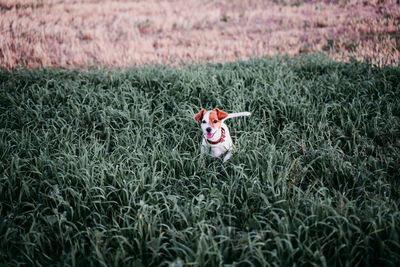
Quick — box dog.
[194,108,251,163]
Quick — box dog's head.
[194,108,228,139]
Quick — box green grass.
[1,55,400,266]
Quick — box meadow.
[1,54,400,266]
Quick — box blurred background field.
[1,0,399,69]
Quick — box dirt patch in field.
[1,0,399,69]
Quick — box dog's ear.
[194,109,206,122]
[214,108,228,120]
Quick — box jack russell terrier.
[194,108,251,163]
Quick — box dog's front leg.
[201,139,210,158]
[219,150,232,174]
[222,150,232,163]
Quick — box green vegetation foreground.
[1,55,400,266]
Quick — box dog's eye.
[202,120,206,123]
[213,120,218,123]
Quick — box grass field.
[1,54,400,266]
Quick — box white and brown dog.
[194,108,251,162]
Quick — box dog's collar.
[207,127,226,145]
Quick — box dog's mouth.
[206,132,214,139]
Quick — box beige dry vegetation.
[1,0,399,69]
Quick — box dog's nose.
[206,127,212,133]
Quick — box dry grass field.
[1,0,400,69]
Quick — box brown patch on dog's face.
[208,111,222,129]
[194,109,206,122]
[214,108,228,120]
